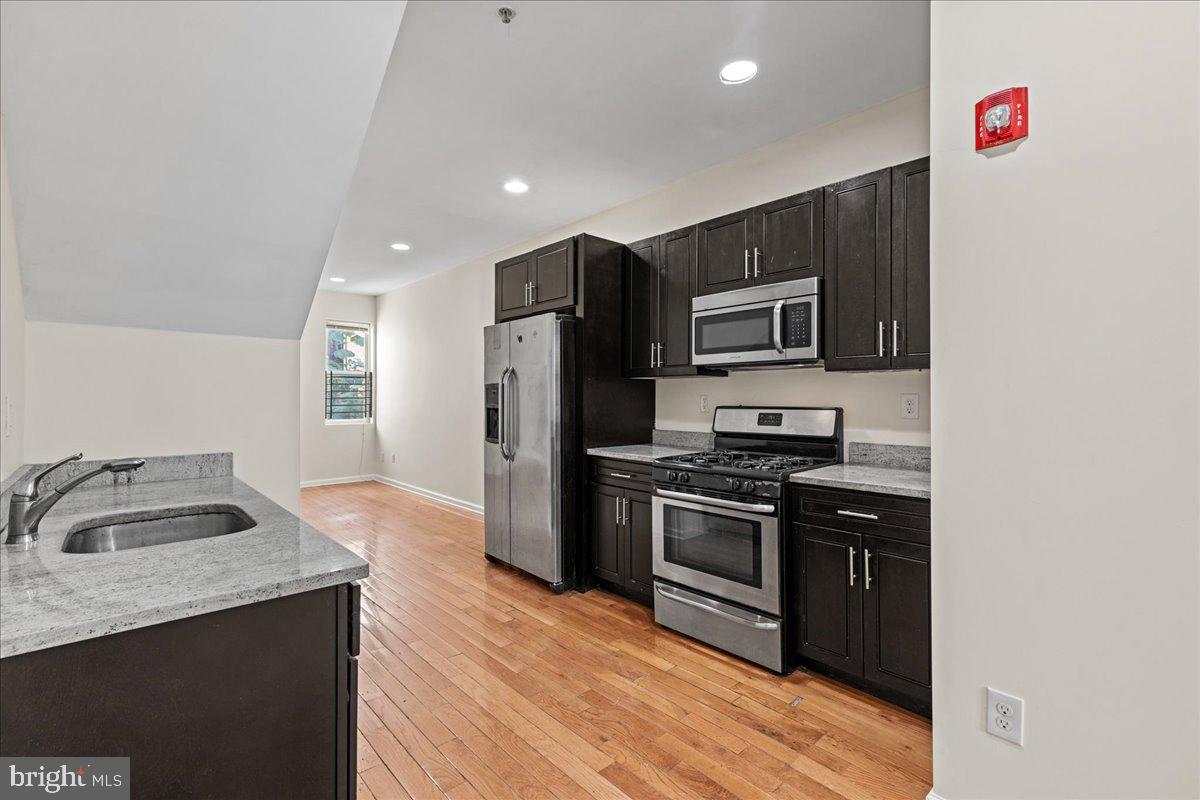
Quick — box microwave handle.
[772,300,785,353]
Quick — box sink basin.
[62,504,256,553]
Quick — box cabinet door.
[495,253,531,322]
[796,524,863,675]
[890,157,930,370]
[658,226,695,369]
[624,489,654,596]
[528,237,575,313]
[696,211,753,296]
[823,168,892,371]
[752,189,823,285]
[862,536,931,700]
[590,483,624,584]
[625,237,659,376]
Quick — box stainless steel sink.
[62,504,256,553]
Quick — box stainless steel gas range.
[651,406,843,672]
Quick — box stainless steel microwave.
[691,278,820,367]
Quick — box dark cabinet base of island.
[0,583,361,800]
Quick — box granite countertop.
[789,463,931,500]
[0,469,367,658]
[586,443,700,464]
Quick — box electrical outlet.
[700,395,710,415]
[900,393,919,420]
[986,687,1024,746]
[391,453,396,464]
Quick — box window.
[325,322,372,423]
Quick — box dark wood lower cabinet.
[0,584,360,800]
[863,536,931,696]
[790,485,931,716]
[587,458,653,606]
[797,525,863,675]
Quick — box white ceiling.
[0,0,405,338]
[324,0,930,295]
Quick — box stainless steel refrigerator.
[483,313,575,590]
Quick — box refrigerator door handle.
[503,367,517,459]
[498,367,510,459]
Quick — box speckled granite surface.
[848,443,931,471]
[586,444,699,464]
[651,429,715,450]
[0,466,367,658]
[790,463,931,500]
[1,453,233,500]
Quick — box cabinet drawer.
[791,485,929,545]
[590,457,652,489]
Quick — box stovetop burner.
[657,449,833,480]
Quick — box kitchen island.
[0,454,365,799]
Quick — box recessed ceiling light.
[504,179,529,194]
[389,242,411,251]
[329,277,346,283]
[719,60,757,85]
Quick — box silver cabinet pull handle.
[655,584,780,630]
[658,342,663,368]
[753,246,761,277]
[623,497,629,525]
[892,320,899,357]
[864,549,873,590]
[615,496,621,523]
[837,509,879,520]
[772,300,785,353]
[878,321,884,357]
[649,342,655,369]
[743,249,750,279]
[849,546,857,587]
[529,282,536,304]
[609,472,633,480]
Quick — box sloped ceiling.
[323,0,929,294]
[0,0,405,339]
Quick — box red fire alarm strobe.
[976,87,1028,152]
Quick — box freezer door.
[483,323,511,563]
[507,314,568,583]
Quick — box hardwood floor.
[301,481,932,800]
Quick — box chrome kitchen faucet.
[4,453,146,549]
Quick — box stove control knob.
[680,473,690,483]
[667,471,678,482]
[731,479,742,491]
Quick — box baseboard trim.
[926,791,947,800]
[300,475,374,488]
[371,474,484,516]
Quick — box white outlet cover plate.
[986,687,1024,746]
[900,393,919,419]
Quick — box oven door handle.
[655,488,775,514]
[655,584,779,630]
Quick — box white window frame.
[324,319,373,426]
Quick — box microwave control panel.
[785,302,812,348]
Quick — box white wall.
[24,322,302,513]
[930,3,1199,798]
[0,124,26,478]
[375,90,931,509]
[300,290,377,485]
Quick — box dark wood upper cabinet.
[625,236,659,376]
[796,524,863,676]
[823,167,893,371]
[890,157,930,370]
[658,226,695,369]
[494,237,576,322]
[528,238,575,313]
[754,188,823,285]
[862,536,931,696]
[496,252,533,320]
[696,210,754,296]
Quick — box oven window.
[694,307,775,355]
[661,506,763,588]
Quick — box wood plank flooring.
[301,481,932,800]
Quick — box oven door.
[652,488,780,615]
[692,297,818,366]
